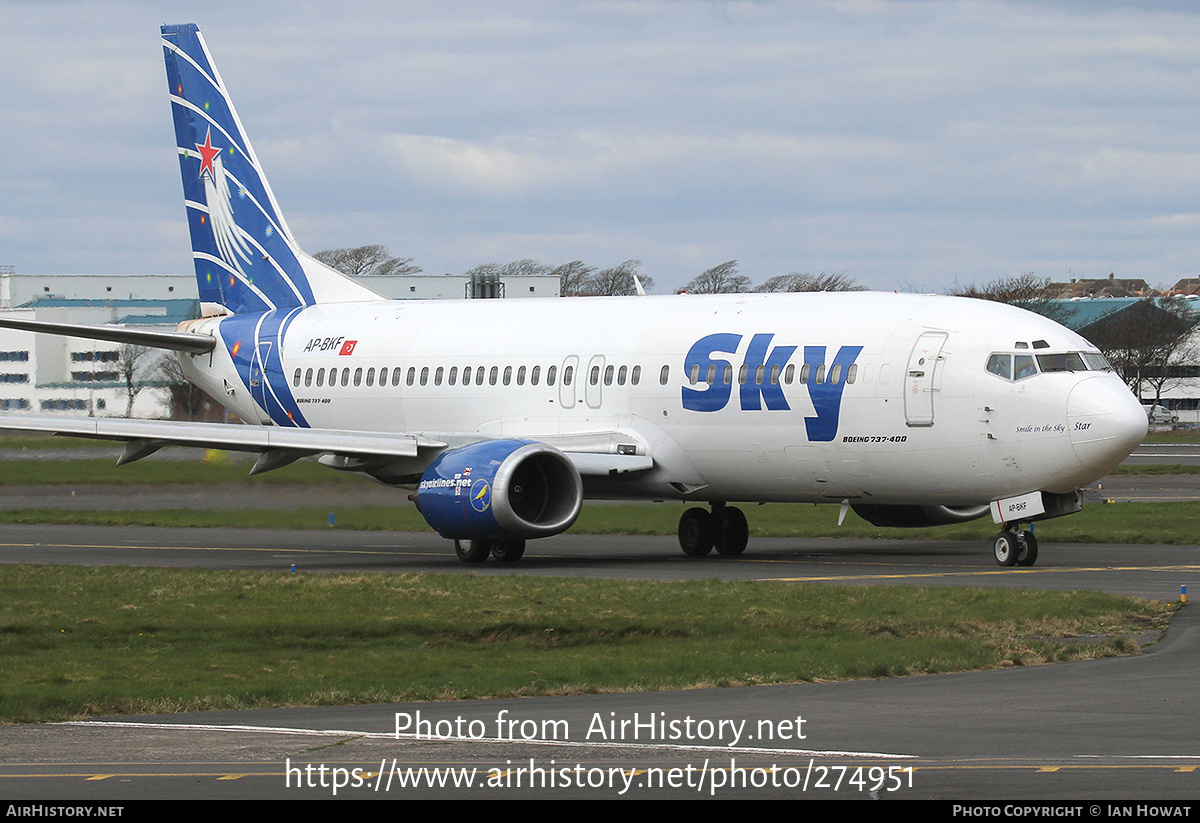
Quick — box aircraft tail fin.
[161,24,382,315]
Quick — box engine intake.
[417,439,583,540]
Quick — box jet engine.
[850,503,990,528]
[416,439,583,540]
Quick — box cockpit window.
[1082,352,1112,371]
[1014,355,1037,380]
[1036,353,1086,373]
[987,354,1012,380]
[987,350,1110,382]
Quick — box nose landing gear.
[993,527,1038,567]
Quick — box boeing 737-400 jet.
[0,24,1147,567]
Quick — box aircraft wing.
[0,415,653,478]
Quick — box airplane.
[0,23,1147,568]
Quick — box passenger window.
[406,367,415,387]
[517,365,526,385]
[354,367,363,387]
[379,367,388,386]
[590,365,600,385]
[476,367,485,386]
[503,366,511,386]
[829,364,841,385]
[435,367,444,386]
[605,365,614,386]
[304,368,313,387]
[755,364,765,385]
[617,365,627,385]
[531,365,541,385]
[738,364,748,385]
[800,364,811,384]
[659,365,669,385]
[420,367,429,386]
[341,369,350,387]
[784,364,794,384]
[815,364,825,385]
[293,368,302,387]
[846,364,857,384]
[449,366,458,385]
[366,367,375,387]
[563,365,574,386]
[489,366,498,385]
[547,365,557,385]
[705,364,716,384]
[631,365,640,385]
[688,364,700,385]
[391,368,402,387]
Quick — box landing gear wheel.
[993,531,1019,567]
[713,506,749,556]
[1016,531,1039,567]
[491,540,526,562]
[678,507,715,557]
[455,539,490,564]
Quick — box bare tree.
[553,260,598,297]
[313,245,421,277]
[683,260,751,294]
[586,260,654,296]
[155,353,224,422]
[1080,297,1199,402]
[118,344,157,418]
[949,273,1070,325]
[754,270,863,292]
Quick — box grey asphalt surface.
[0,453,1197,800]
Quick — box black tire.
[993,531,1019,567]
[713,506,749,556]
[491,540,526,562]
[455,539,490,564]
[1016,532,1039,567]
[678,507,714,557]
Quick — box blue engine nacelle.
[416,439,583,540]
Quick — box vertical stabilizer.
[161,24,382,315]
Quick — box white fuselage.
[181,291,1146,507]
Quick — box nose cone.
[1067,376,1147,473]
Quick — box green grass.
[1,499,1198,545]
[0,565,1171,723]
[0,457,358,485]
[1108,464,1200,475]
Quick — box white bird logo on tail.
[195,128,253,276]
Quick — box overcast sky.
[3,0,1200,293]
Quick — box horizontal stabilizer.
[0,316,216,354]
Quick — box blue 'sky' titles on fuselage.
[682,333,863,442]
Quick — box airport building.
[1050,295,1200,425]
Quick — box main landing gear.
[454,538,526,563]
[992,527,1038,567]
[677,503,749,557]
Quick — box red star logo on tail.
[196,129,221,181]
